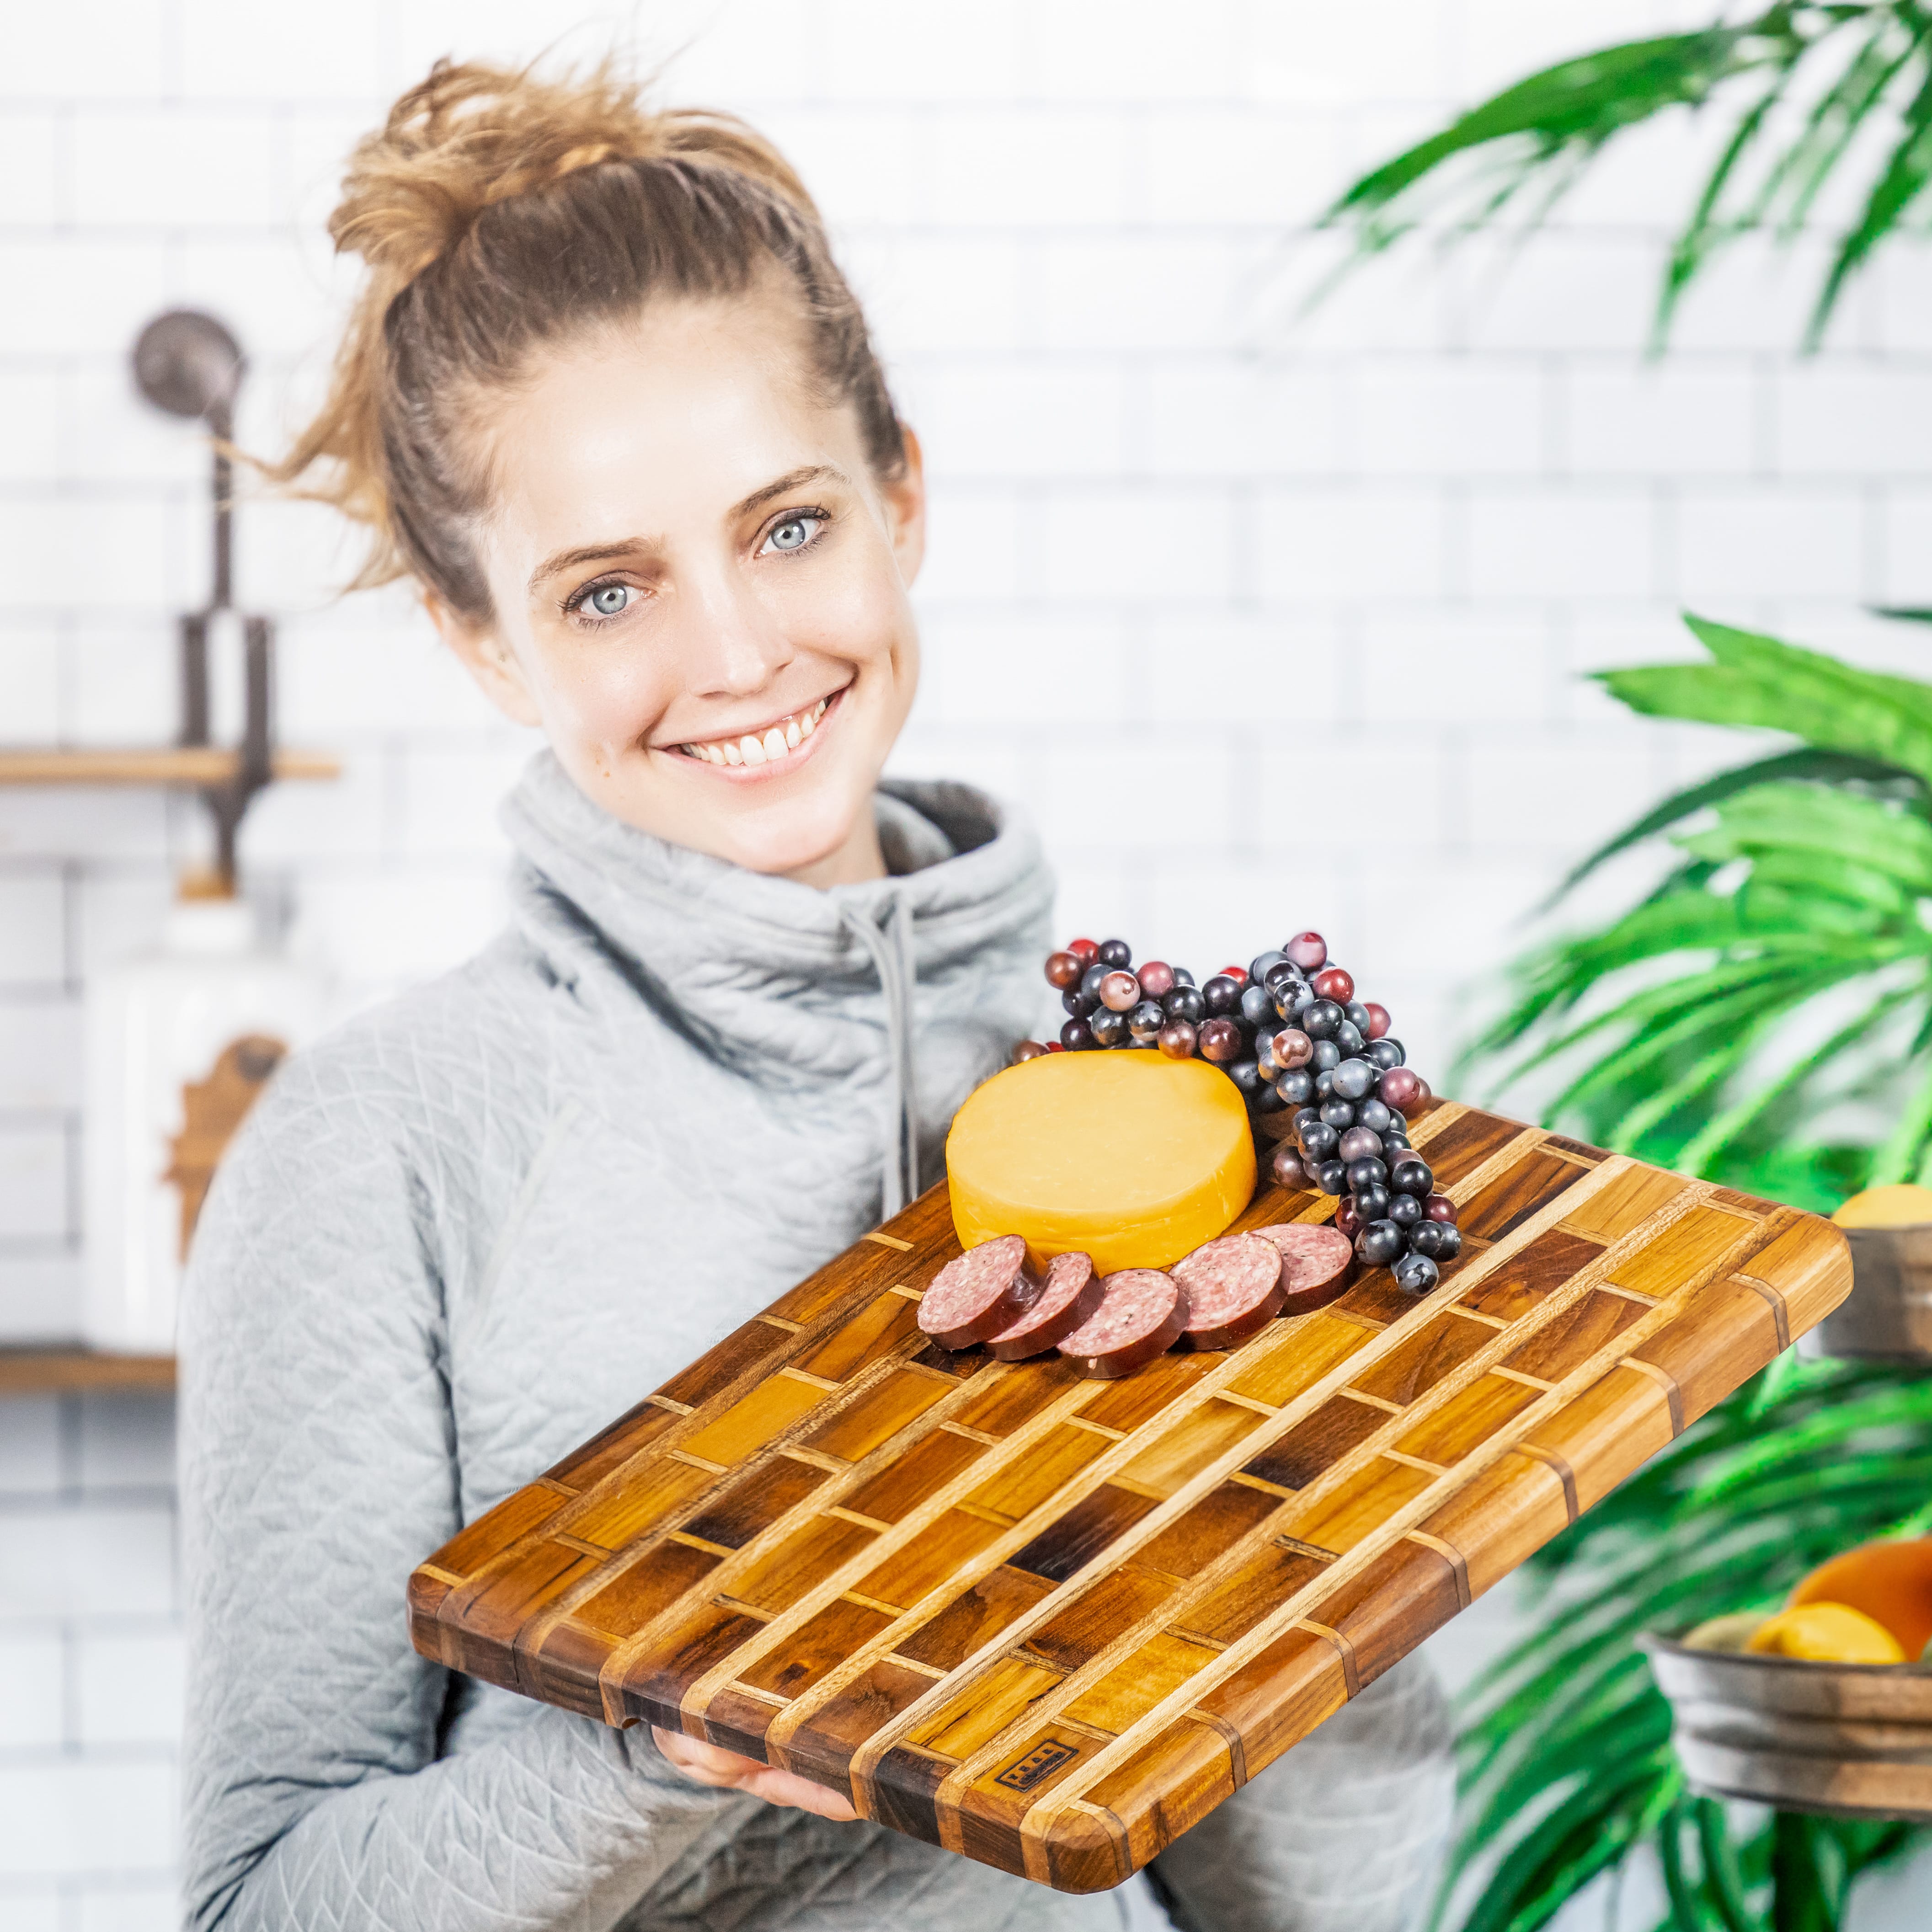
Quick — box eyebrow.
[525,464,853,596]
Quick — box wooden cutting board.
[409,1102,1850,1892]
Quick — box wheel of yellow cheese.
[946,1050,1256,1276]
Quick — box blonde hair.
[277,59,904,618]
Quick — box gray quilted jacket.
[179,752,1453,1932]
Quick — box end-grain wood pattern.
[409,1105,1851,1893]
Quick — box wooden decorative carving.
[165,1033,285,1256]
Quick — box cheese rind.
[946,1052,1256,1275]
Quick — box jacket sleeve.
[178,1051,740,1932]
[1146,1655,1455,1932]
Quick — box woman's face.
[435,295,925,886]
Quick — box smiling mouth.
[674,690,838,768]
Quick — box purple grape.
[1390,1157,1433,1198]
[1197,1017,1243,1062]
[1158,1019,1197,1059]
[1201,974,1242,1016]
[1271,1144,1310,1190]
[1271,1028,1314,1070]
[1331,1057,1377,1102]
[1285,931,1327,971]
[1302,999,1344,1040]
[1356,1220,1404,1268]
[1394,1252,1439,1295]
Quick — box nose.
[676,560,793,701]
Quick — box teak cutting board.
[409,1102,1851,1893]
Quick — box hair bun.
[276,55,897,619]
[329,57,815,288]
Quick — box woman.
[180,59,1453,1932]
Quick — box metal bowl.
[1799,1224,1932,1363]
[1643,1634,1932,1822]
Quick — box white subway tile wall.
[2,0,1929,1921]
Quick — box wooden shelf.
[0,747,339,786]
[0,1347,176,1396]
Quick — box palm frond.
[1543,748,1925,911]
[1319,3,1932,348]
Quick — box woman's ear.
[882,425,927,590]
[424,592,544,728]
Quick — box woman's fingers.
[651,1726,754,1785]
[742,1762,859,1820]
[651,1726,858,1821]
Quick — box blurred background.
[4,0,1932,1925]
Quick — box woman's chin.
[733,795,876,882]
[659,769,875,881]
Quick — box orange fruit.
[1790,1538,1932,1656]
[1746,1602,1906,1665]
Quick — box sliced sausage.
[1057,1269,1188,1379]
[986,1252,1102,1361]
[1172,1234,1286,1351]
[1249,1222,1356,1316]
[919,1235,1039,1350]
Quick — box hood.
[498,751,1055,1212]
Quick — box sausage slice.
[985,1252,1102,1361]
[1057,1269,1188,1379]
[1172,1234,1286,1350]
[1249,1222,1356,1315]
[919,1235,1039,1350]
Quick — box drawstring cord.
[837,897,919,1217]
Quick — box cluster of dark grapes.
[1015,930,1461,1296]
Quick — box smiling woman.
[179,54,1453,1932]
[444,303,923,883]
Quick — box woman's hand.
[651,1726,859,1822]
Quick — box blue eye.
[586,583,630,617]
[764,515,820,555]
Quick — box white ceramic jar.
[82,891,327,1353]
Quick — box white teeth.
[683,693,836,767]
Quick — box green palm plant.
[1314,11,1932,1921]
[1439,616,1932,1932]
[1321,1,1932,347]
[1464,615,1932,1198]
